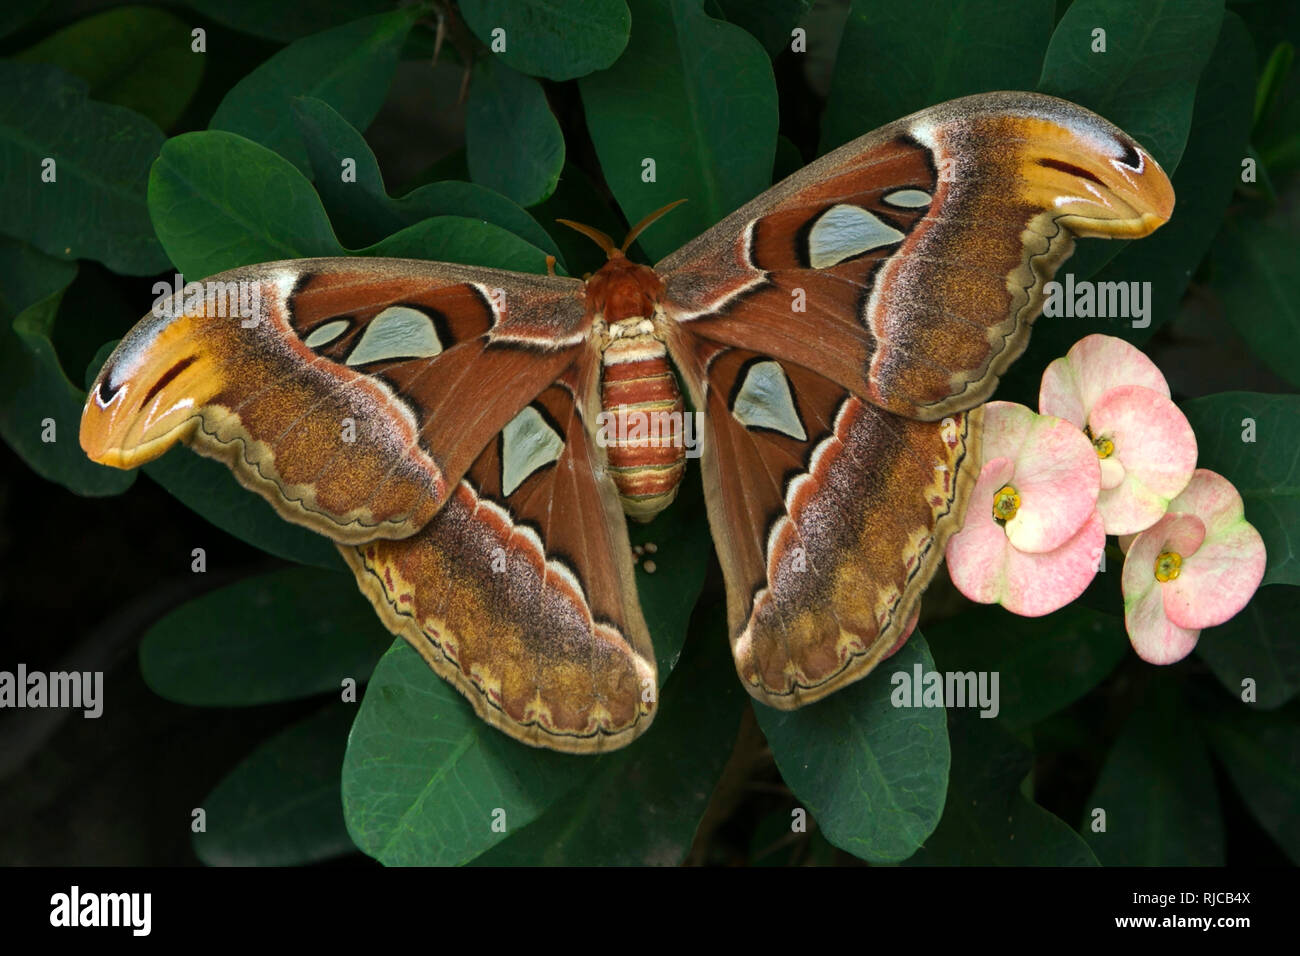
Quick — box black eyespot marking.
[97,373,123,404]
[1038,158,1104,186]
[1116,138,1143,170]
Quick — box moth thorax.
[599,319,686,522]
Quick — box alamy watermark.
[50,886,150,935]
[1043,273,1153,329]
[593,406,704,458]
[0,664,103,718]
[151,274,262,327]
[891,663,999,718]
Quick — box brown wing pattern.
[82,257,587,543]
[659,92,1174,420]
[661,92,1172,706]
[670,334,980,706]
[341,364,657,752]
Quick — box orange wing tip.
[1010,118,1176,239]
[80,409,198,469]
[79,315,224,469]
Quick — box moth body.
[588,254,685,520]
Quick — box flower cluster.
[945,335,1265,664]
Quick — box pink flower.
[946,402,1104,616]
[1040,335,1196,535]
[1121,469,1266,664]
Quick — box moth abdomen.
[599,328,685,521]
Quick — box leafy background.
[0,0,1296,867]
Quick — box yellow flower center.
[992,485,1020,524]
[1154,550,1183,582]
[1084,424,1114,459]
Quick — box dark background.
[1,0,1296,866]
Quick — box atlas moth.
[82,92,1174,753]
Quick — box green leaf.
[143,451,345,571]
[711,0,812,57]
[401,148,471,191]
[359,215,553,272]
[183,0,399,43]
[381,182,564,264]
[342,639,597,866]
[754,633,949,863]
[465,58,565,207]
[0,243,135,497]
[0,284,135,496]
[141,567,390,707]
[194,703,357,866]
[84,340,117,392]
[1181,392,1300,587]
[16,5,205,130]
[822,0,1055,152]
[579,0,778,261]
[474,604,744,865]
[1211,188,1300,389]
[292,96,563,259]
[1197,585,1300,710]
[209,9,419,173]
[907,711,1099,865]
[55,262,148,382]
[458,0,631,81]
[149,129,558,280]
[1246,8,1300,176]
[148,130,342,278]
[1082,680,1223,864]
[925,604,1128,730]
[1038,0,1225,171]
[1202,702,1300,864]
[996,11,1255,403]
[0,236,77,322]
[0,61,168,275]
[1254,40,1294,128]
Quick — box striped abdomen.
[600,325,685,521]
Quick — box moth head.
[1013,116,1175,239]
[81,310,223,468]
[558,204,683,322]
